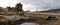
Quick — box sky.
[0,0,20,7]
[0,0,60,11]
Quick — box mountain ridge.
[39,9,60,13]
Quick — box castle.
[0,3,24,16]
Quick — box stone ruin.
[0,3,24,16]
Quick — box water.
[20,22,39,25]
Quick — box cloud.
[0,0,60,11]
[0,0,20,7]
[21,0,60,11]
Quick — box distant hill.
[38,9,60,13]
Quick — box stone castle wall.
[0,3,24,15]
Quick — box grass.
[24,12,60,25]
[0,12,60,25]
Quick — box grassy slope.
[25,12,60,25]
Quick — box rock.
[47,15,57,20]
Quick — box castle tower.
[15,3,23,11]
[15,3,24,16]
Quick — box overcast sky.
[0,0,60,11]
[0,0,20,7]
